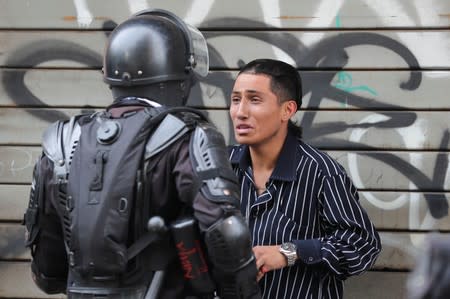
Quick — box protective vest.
[59,107,203,280]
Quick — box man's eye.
[251,97,261,102]
[231,97,241,103]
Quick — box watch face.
[281,242,296,251]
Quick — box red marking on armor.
[176,241,196,279]
[176,240,210,279]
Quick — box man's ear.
[282,100,297,121]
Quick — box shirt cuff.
[293,239,322,265]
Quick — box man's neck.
[249,128,288,174]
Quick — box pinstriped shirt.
[229,132,381,299]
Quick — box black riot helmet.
[103,9,209,106]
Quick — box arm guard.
[23,117,81,294]
[189,121,260,298]
[189,121,240,206]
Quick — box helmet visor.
[186,24,209,77]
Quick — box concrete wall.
[1,1,449,298]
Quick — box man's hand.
[253,245,287,281]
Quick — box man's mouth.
[235,124,253,134]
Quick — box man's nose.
[236,101,248,118]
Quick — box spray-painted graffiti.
[1,0,449,264]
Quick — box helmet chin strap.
[132,97,162,107]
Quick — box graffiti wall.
[0,0,449,298]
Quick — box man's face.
[230,73,292,147]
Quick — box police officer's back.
[23,9,260,299]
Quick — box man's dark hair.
[239,59,302,107]
[239,58,303,137]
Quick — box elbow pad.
[31,259,67,294]
[24,156,68,294]
[204,215,260,299]
[28,206,68,294]
[189,121,240,207]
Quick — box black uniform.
[23,8,260,299]
[24,102,260,298]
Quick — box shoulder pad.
[42,116,81,180]
[144,113,190,160]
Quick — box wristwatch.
[279,242,298,266]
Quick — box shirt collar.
[230,132,299,182]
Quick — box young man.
[229,59,381,299]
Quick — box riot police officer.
[23,9,260,299]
